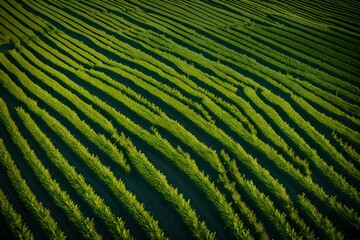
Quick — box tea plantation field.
[0,0,359,239]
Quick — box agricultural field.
[0,0,359,239]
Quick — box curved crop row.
[1,0,359,239]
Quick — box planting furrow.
[261,12,360,55]
[0,99,101,240]
[121,8,360,129]
[224,26,359,83]
[0,133,66,239]
[23,39,252,239]
[1,1,46,34]
[0,187,34,240]
[0,69,168,240]
[16,107,133,240]
[220,151,312,239]
[223,27,360,103]
[245,88,359,201]
[1,53,130,173]
[17,36,218,240]
[1,1,359,239]
[262,91,360,185]
[297,194,345,240]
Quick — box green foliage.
[0,133,66,239]
[298,194,345,240]
[16,107,133,240]
[1,0,359,239]
[0,188,34,240]
[0,99,101,239]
